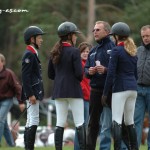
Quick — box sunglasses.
[92,29,100,32]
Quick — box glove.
[101,95,108,107]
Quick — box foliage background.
[0,0,150,125]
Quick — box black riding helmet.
[57,21,81,37]
[110,22,130,37]
[24,26,45,45]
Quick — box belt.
[138,83,150,87]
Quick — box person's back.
[50,46,82,98]
[109,45,137,93]
[48,21,86,150]
[102,22,138,150]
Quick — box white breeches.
[55,98,84,127]
[112,90,137,125]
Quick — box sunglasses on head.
[92,29,100,32]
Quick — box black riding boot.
[126,124,139,150]
[122,122,130,150]
[112,121,122,150]
[24,127,29,150]
[27,125,37,150]
[54,126,64,150]
[76,124,86,150]
[86,124,99,150]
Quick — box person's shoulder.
[5,68,16,76]
[107,39,115,47]
[6,68,14,74]
[137,45,144,50]
[90,45,97,52]
[72,47,79,51]
[71,47,80,54]
[24,50,35,56]
[22,50,35,59]
[111,46,121,53]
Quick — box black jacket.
[48,45,83,99]
[21,46,44,101]
[84,36,115,89]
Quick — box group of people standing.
[48,21,150,150]
[0,20,150,150]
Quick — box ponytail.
[50,40,62,64]
[124,37,137,56]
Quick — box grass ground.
[0,145,147,150]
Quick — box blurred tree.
[0,0,149,98]
[123,0,150,45]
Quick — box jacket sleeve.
[48,58,55,80]
[84,54,93,79]
[134,56,138,80]
[103,48,119,96]
[22,52,35,98]
[9,70,23,104]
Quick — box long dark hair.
[50,40,63,64]
[50,34,73,64]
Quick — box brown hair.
[50,33,74,64]
[50,41,63,64]
[78,42,92,53]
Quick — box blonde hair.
[0,53,6,65]
[124,37,137,56]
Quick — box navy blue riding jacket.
[84,36,115,89]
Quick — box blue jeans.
[134,85,150,149]
[4,120,15,146]
[99,107,112,150]
[0,99,13,145]
[74,100,89,150]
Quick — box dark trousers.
[86,88,112,150]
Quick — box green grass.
[0,137,147,150]
[0,145,147,150]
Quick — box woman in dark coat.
[101,22,138,150]
[48,21,86,150]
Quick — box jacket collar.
[143,43,150,50]
[62,42,72,47]
[97,36,111,46]
[26,45,38,55]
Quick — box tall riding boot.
[76,124,86,150]
[112,121,122,150]
[122,122,130,150]
[27,125,37,150]
[126,124,139,150]
[54,126,64,150]
[86,124,99,150]
[24,127,29,150]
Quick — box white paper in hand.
[95,60,101,66]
